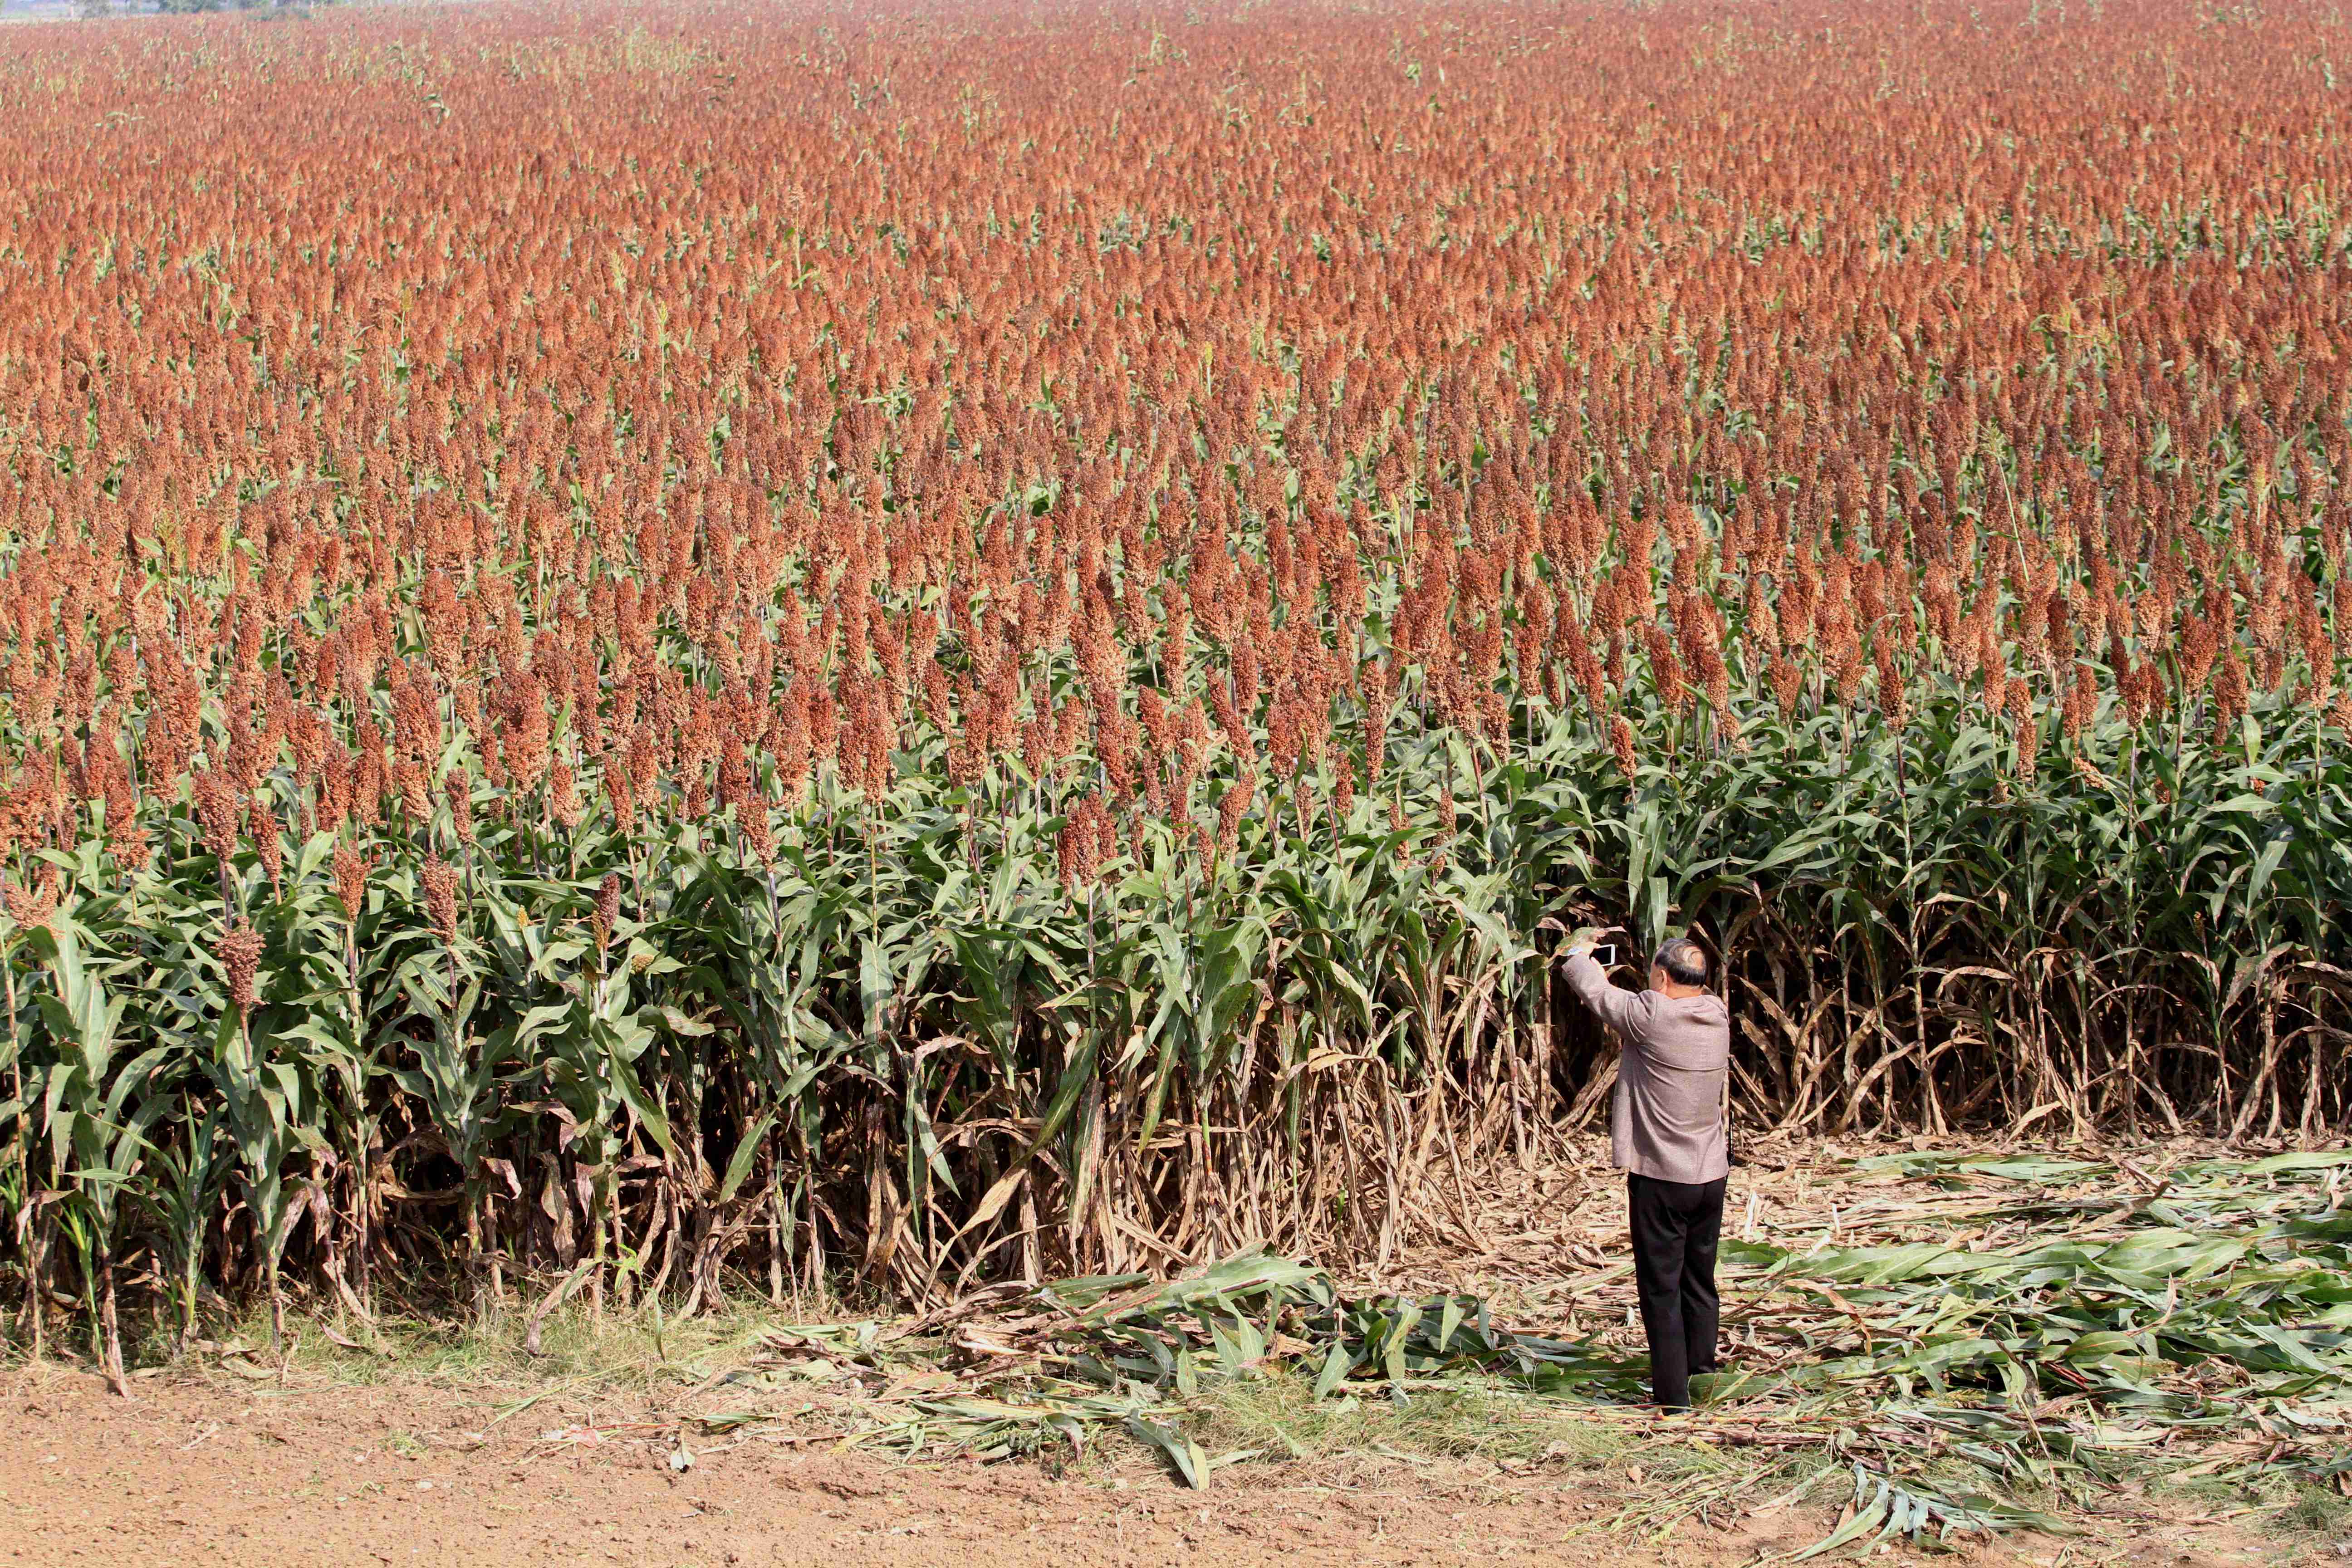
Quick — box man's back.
[1561,955,1730,1184]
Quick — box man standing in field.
[1559,932,1730,1412]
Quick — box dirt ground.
[0,1360,2290,1568]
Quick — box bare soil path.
[0,1363,2285,1568]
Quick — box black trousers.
[1627,1172,1725,1410]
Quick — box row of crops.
[0,0,2348,1386]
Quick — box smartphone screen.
[1594,944,1616,966]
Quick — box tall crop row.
[0,0,2347,1374]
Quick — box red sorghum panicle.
[4,867,60,934]
[249,799,284,893]
[333,838,369,923]
[194,768,241,872]
[446,770,475,845]
[593,872,622,955]
[421,856,460,941]
[218,922,264,1015]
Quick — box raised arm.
[1561,951,1647,1043]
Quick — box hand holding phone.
[1560,928,1619,966]
[1558,926,1623,967]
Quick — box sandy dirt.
[0,1361,2289,1568]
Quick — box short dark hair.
[1652,937,1710,988]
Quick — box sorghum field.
[0,0,2347,1390]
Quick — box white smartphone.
[1593,944,1617,966]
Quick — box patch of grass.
[1189,1367,1629,1469]
[2272,1484,2350,1540]
[75,1283,874,1406]
[296,1295,850,1390]
[2224,1470,2352,1546]
[2167,1463,2351,1535]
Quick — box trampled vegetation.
[622,1149,2352,1533]
[0,0,2346,1387]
